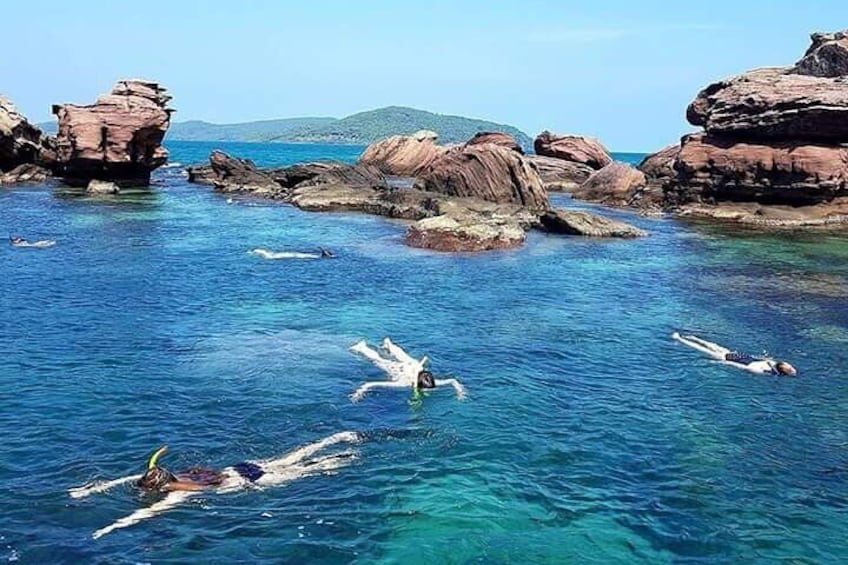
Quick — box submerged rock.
[51,79,173,187]
[359,130,445,176]
[0,163,50,185]
[416,144,549,211]
[526,155,593,191]
[405,213,526,252]
[86,179,120,194]
[571,162,648,207]
[533,131,612,169]
[465,131,523,153]
[539,209,647,238]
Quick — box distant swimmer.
[9,235,56,248]
[672,332,797,376]
[349,338,466,401]
[249,248,335,260]
[69,432,360,539]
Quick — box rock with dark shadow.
[571,162,648,207]
[533,131,612,169]
[539,209,647,238]
[465,131,524,153]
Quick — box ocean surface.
[1,141,847,564]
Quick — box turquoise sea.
[2,142,847,563]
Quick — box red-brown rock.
[466,131,523,153]
[686,68,848,142]
[415,144,549,211]
[571,162,648,206]
[672,133,848,205]
[533,131,612,169]
[51,79,173,186]
[526,155,593,191]
[793,30,848,78]
[359,130,445,176]
[638,144,679,186]
[0,96,48,172]
[405,213,526,252]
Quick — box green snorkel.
[148,446,168,470]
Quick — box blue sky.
[2,1,845,150]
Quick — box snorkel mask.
[138,446,176,491]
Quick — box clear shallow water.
[1,141,847,563]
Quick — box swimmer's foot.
[671,331,681,340]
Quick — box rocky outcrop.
[571,162,648,207]
[405,214,525,252]
[526,155,593,191]
[359,130,445,176]
[673,133,848,206]
[415,144,549,211]
[274,161,384,190]
[638,144,679,187]
[466,132,523,153]
[0,164,50,185]
[534,131,612,169]
[792,31,848,77]
[686,68,848,141]
[660,29,848,226]
[0,96,51,173]
[539,209,647,238]
[188,150,282,194]
[51,79,173,187]
[86,179,120,195]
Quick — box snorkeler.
[8,235,55,248]
[349,338,466,401]
[248,247,335,260]
[672,332,797,376]
[69,432,360,539]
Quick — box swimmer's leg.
[672,333,730,359]
[91,491,194,539]
[255,451,357,488]
[381,338,419,365]
[255,432,361,469]
[350,341,405,377]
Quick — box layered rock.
[571,162,648,207]
[466,131,523,153]
[686,68,848,141]
[415,144,549,211]
[534,131,612,169]
[792,31,848,78]
[0,96,49,173]
[659,29,848,226]
[526,155,593,191]
[539,209,647,238]
[187,150,282,195]
[405,214,525,252]
[637,144,679,187]
[51,79,173,186]
[359,130,445,176]
[0,163,50,185]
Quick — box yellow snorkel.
[147,446,168,470]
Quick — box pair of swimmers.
[77,338,464,538]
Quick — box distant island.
[38,106,533,149]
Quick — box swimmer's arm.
[163,481,209,492]
[350,381,407,402]
[92,491,193,539]
[435,378,466,400]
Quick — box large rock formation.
[637,144,679,188]
[534,131,612,170]
[686,68,848,141]
[0,96,50,173]
[526,155,594,191]
[359,130,445,176]
[187,150,282,194]
[415,144,550,211]
[571,162,648,207]
[466,131,523,153]
[51,80,173,187]
[657,29,848,226]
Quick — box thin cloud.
[526,24,723,44]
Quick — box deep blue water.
[1,141,847,564]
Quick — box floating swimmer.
[9,235,56,248]
[672,332,797,376]
[349,338,466,402]
[69,431,360,539]
[249,247,335,260]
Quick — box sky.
[1,0,846,151]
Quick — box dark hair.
[137,467,176,491]
[417,370,436,389]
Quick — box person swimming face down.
[774,361,797,376]
[137,446,176,492]
[416,370,436,390]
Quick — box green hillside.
[166,117,336,142]
[280,106,533,148]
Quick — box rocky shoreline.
[3,28,847,249]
